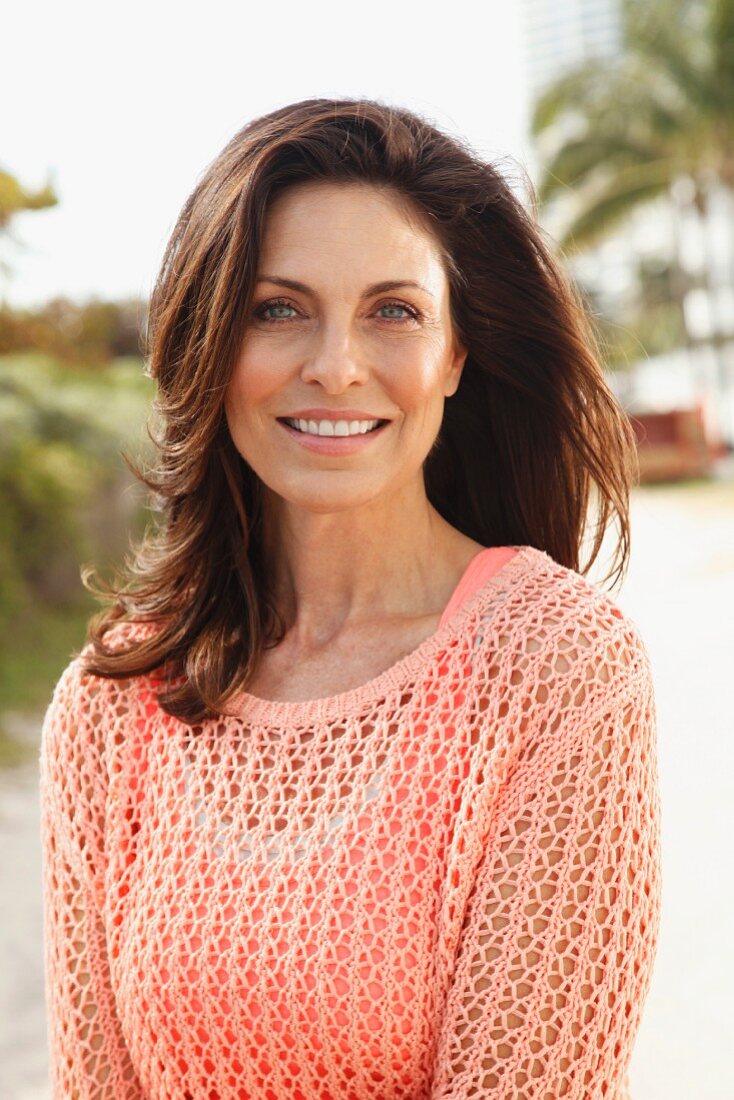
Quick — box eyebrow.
[256,275,435,299]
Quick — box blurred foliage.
[0,167,58,230]
[0,352,156,760]
[580,257,689,371]
[0,295,148,366]
[0,165,59,284]
[529,0,734,372]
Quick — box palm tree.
[529,0,734,434]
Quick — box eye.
[253,297,421,325]
[254,298,299,323]
[376,300,421,323]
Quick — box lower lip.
[277,419,391,455]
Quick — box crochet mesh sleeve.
[426,622,661,1100]
[39,656,147,1099]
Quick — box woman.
[39,97,661,1099]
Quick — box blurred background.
[1,0,732,1096]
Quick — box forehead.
[258,182,448,288]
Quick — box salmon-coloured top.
[38,544,661,1099]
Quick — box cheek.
[226,350,285,413]
[386,348,450,412]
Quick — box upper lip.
[278,408,391,421]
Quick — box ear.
[444,338,469,399]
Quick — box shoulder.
[492,544,654,709]
[472,547,657,788]
[39,652,108,790]
[41,620,159,766]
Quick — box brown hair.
[80,96,638,723]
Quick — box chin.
[273,476,389,515]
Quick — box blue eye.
[377,301,419,322]
[256,299,297,322]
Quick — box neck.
[257,479,471,650]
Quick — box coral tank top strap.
[438,546,520,630]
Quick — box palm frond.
[624,0,717,112]
[529,62,606,137]
[710,0,734,108]
[554,159,682,253]
[536,137,662,206]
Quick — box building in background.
[520,0,622,103]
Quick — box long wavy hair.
[80,96,639,723]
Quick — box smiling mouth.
[277,417,389,437]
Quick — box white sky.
[2,0,536,308]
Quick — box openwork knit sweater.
[39,543,662,1100]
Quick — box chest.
[105,693,483,1100]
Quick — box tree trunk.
[684,176,733,446]
[667,180,696,361]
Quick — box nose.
[299,320,370,392]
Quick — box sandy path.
[0,730,50,1100]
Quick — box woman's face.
[225,181,467,517]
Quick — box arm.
[427,627,662,1099]
[39,656,147,1099]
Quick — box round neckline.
[225,544,542,724]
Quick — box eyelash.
[253,297,422,325]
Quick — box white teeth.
[287,418,381,437]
